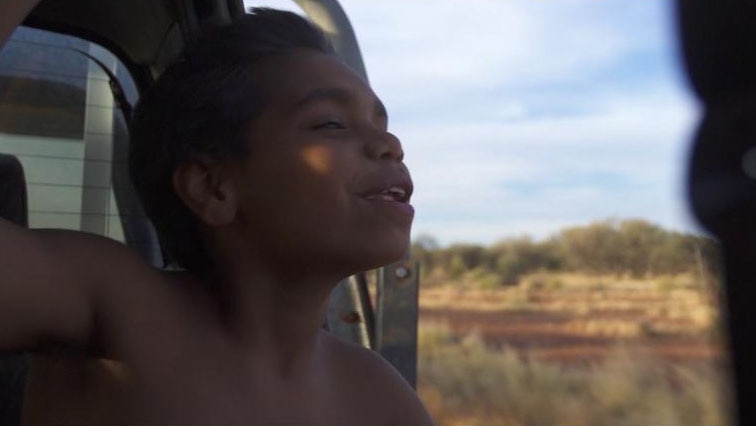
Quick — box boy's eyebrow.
[293,87,388,120]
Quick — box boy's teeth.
[385,186,406,199]
[367,186,407,202]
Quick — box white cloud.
[397,84,701,245]
[344,1,675,101]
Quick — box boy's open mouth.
[360,177,413,204]
[364,186,409,203]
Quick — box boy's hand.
[0,0,42,49]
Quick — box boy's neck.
[199,257,338,380]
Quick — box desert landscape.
[415,272,731,426]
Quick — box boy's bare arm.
[0,217,148,352]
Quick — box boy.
[0,7,434,425]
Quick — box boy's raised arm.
[0,0,41,49]
[0,217,142,352]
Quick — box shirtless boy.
[0,5,434,425]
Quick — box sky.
[249,0,703,247]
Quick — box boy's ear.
[172,156,238,227]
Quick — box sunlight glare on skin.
[96,359,130,381]
[245,1,304,15]
[299,145,333,175]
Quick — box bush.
[411,220,722,291]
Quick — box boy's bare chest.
[22,354,363,425]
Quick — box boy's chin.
[348,239,411,273]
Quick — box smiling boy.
[0,8,433,425]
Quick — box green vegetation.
[413,219,721,286]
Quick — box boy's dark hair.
[129,8,335,275]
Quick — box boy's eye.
[312,120,345,130]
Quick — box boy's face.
[228,51,413,277]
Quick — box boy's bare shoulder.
[25,228,202,359]
[0,222,169,353]
[322,332,435,426]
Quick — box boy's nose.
[367,131,404,162]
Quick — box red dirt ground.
[419,307,725,365]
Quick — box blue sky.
[251,0,703,246]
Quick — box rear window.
[0,26,136,241]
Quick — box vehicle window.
[0,26,136,242]
[338,1,732,425]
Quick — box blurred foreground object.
[679,0,756,424]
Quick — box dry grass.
[417,323,731,426]
[420,272,719,338]
[416,272,730,425]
